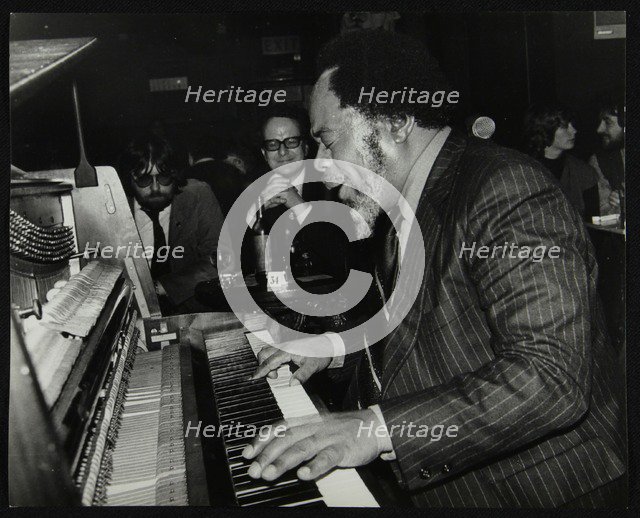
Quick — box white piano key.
[245,329,379,508]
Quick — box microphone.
[466,115,496,140]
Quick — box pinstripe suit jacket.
[344,132,625,507]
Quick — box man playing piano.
[244,30,626,507]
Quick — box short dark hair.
[316,29,454,128]
[259,104,311,142]
[224,142,257,173]
[188,127,215,161]
[119,134,187,191]
[597,91,625,128]
[522,104,576,159]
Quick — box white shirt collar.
[399,126,452,218]
[289,168,306,196]
[133,198,172,258]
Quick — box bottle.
[300,251,312,277]
[253,195,270,286]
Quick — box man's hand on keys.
[242,409,385,481]
[250,335,334,385]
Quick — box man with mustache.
[122,134,224,314]
[589,94,625,216]
[244,30,625,508]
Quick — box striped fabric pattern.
[345,133,626,508]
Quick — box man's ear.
[386,114,415,143]
[231,157,244,170]
[261,148,268,162]
[302,141,309,158]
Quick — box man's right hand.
[251,336,334,385]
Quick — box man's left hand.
[242,409,384,481]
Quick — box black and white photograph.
[7,9,630,509]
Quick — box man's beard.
[137,192,174,212]
[345,192,380,239]
[602,133,625,151]
[347,130,387,239]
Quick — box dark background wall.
[10,11,625,173]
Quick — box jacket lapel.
[381,132,467,395]
[167,186,186,247]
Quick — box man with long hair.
[120,133,224,314]
[589,93,625,216]
[522,105,600,219]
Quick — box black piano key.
[238,484,324,507]
[212,348,253,360]
[209,355,257,365]
[208,364,256,377]
[207,332,335,509]
[210,363,255,373]
[234,476,300,496]
[232,472,270,487]
[208,359,257,372]
[219,400,280,418]
[215,386,273,405]
[222,413,283,434]
[228,410,284,428]
[216,390,268,403]
[219,413,281,429]
[218,399,280,415]
[234,478,301,493]
[286,499,328,507]
[218,400,275,417]
[209,349,257,361]
[212,379,267,396]
[211,368,258,385]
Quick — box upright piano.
[9,37,381,507]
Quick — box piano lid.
[10,37,97,107]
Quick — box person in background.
[247,104,350,281]
[589,95,625,216]
[120,134,224,314]
[185,131,243,217]
[246,29,625,508]
[523,105,600,219]
[221,141,258,184]
[256,104,316,221]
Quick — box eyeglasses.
[263,136,303,152]
[133,173,175,188]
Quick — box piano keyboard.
[205,328,378,508]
